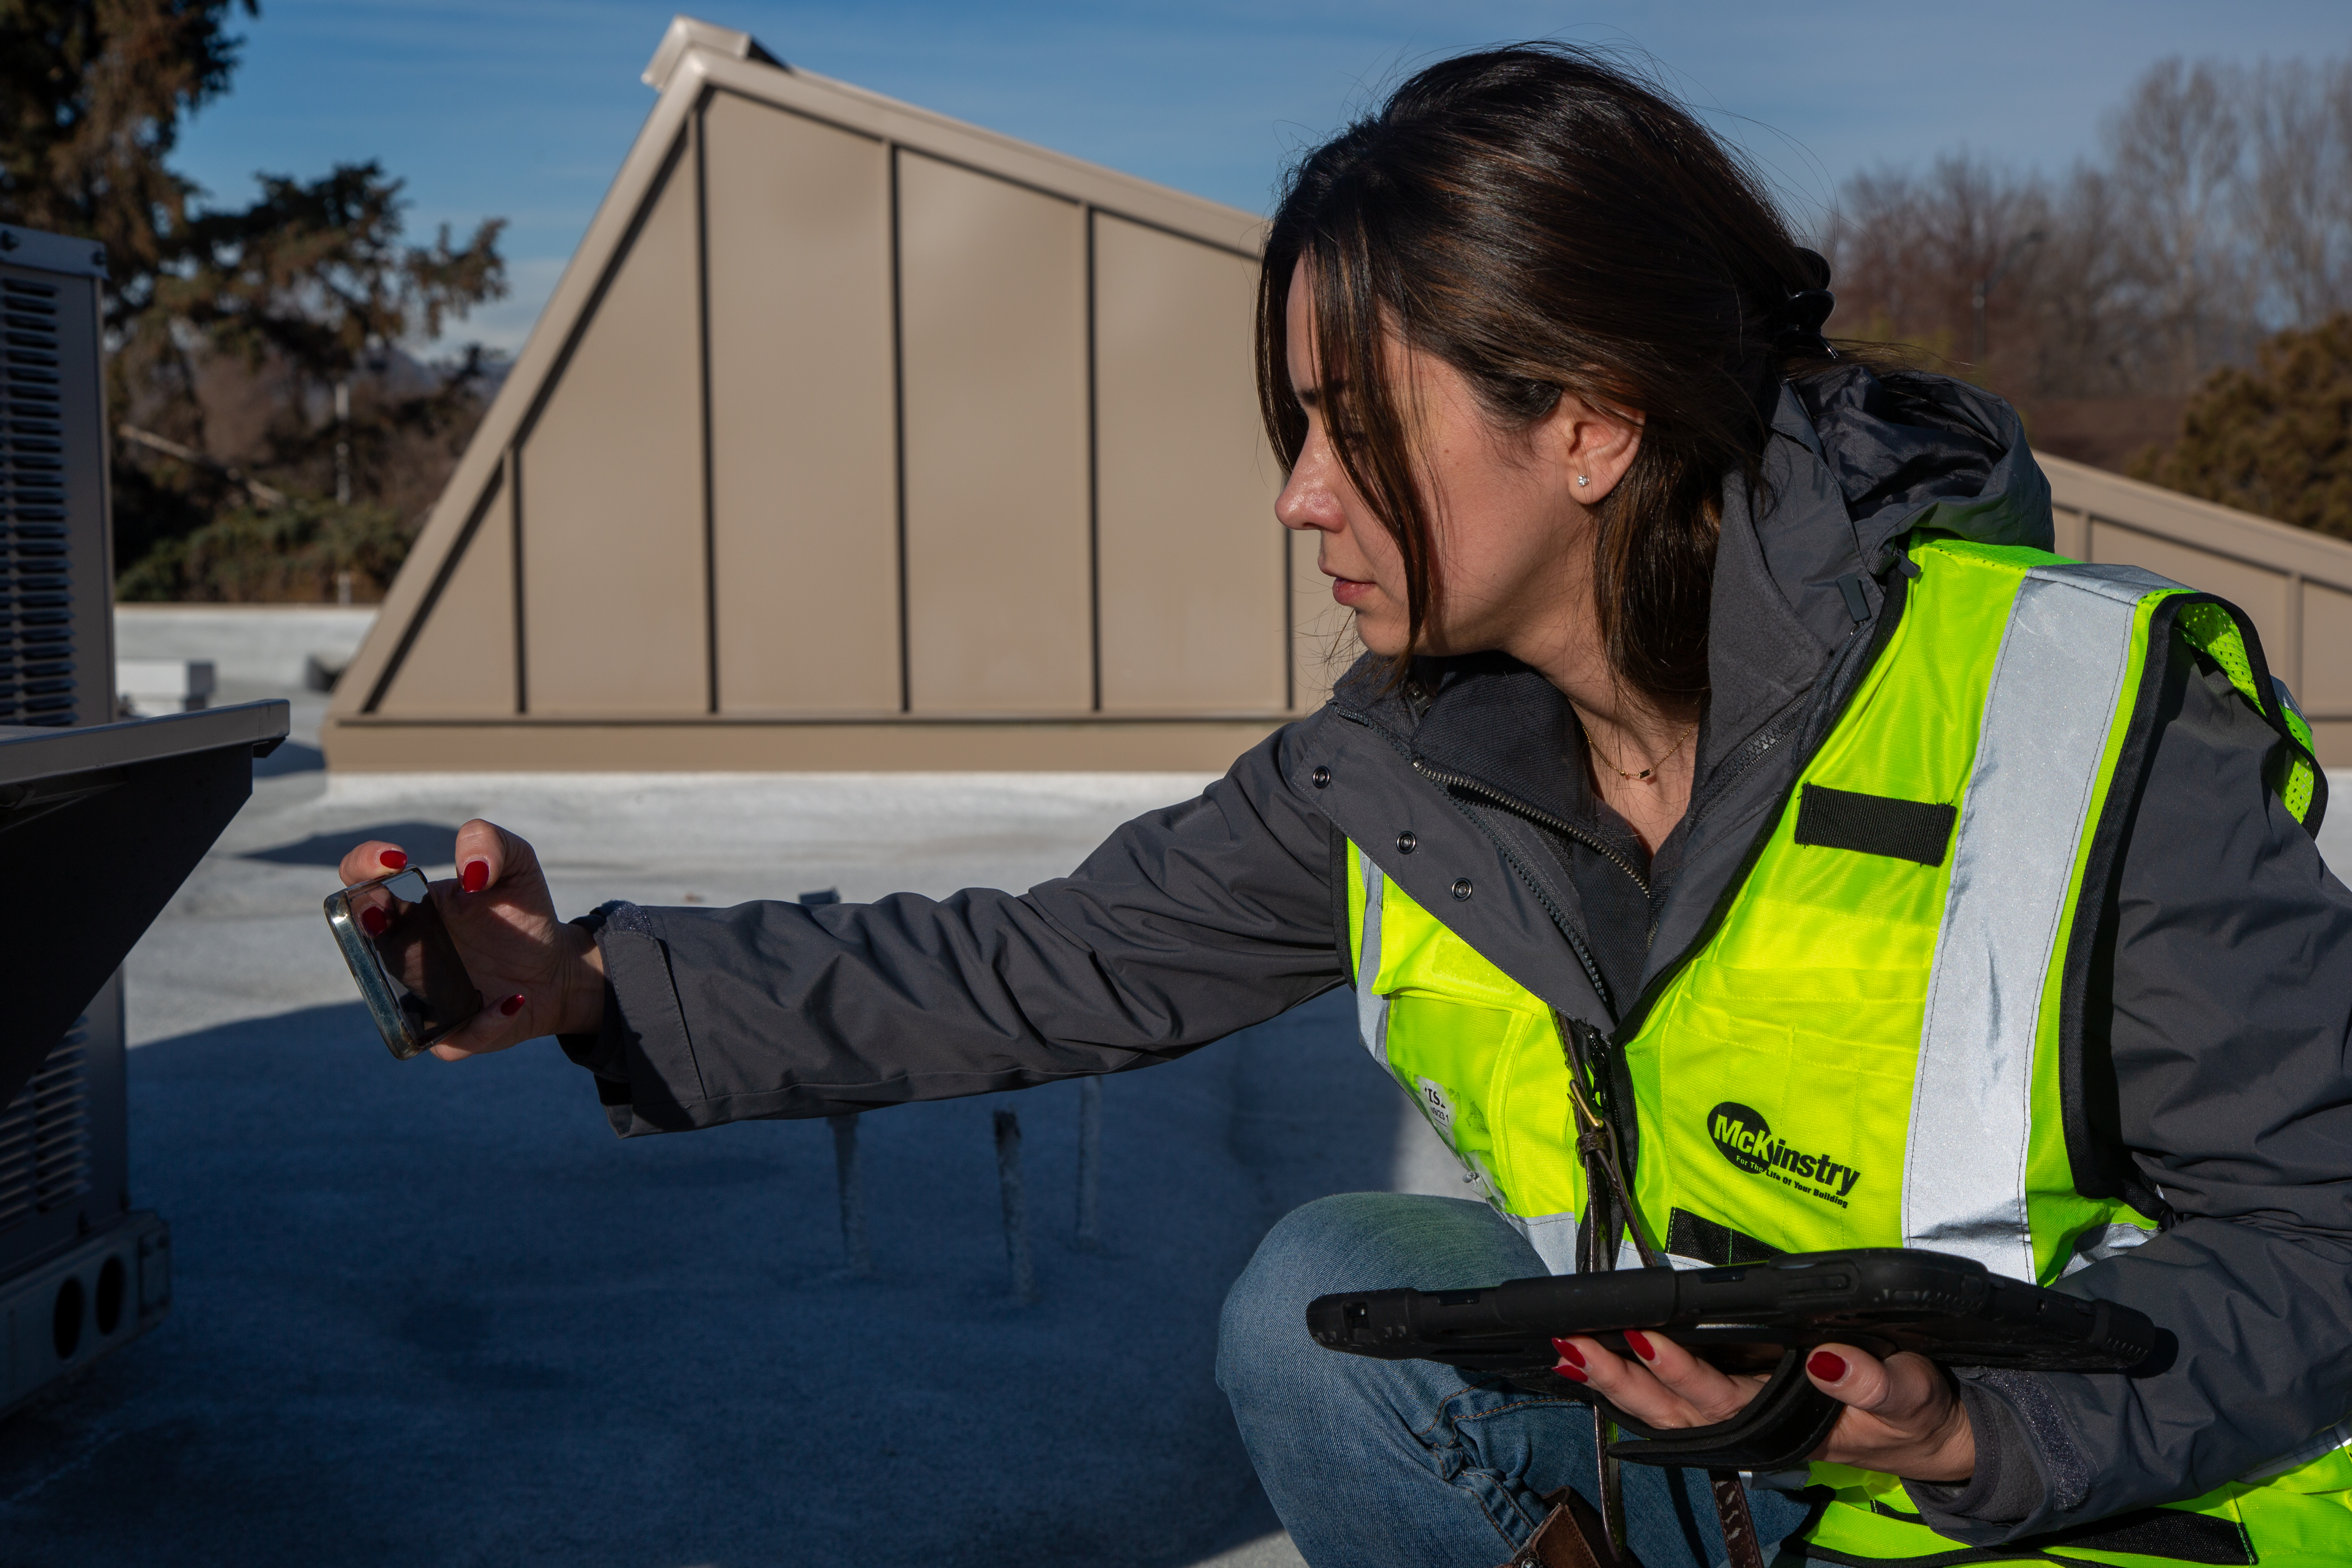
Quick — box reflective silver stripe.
[1512,1218,1715,1274]
[2240,1418,2352,1481]
[1355,847,1390,1065]
[1617,1238,1707,1272]
[2059,1220,2154,1278]
[1515,1212,1579,1274]
[1358,852,1517,1219]
[1905,564,2174,1282]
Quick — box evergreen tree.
[0,0,507,596]
[2136,314,2352,541]
[0,0,251,328]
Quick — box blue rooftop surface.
[0,696,1463,1564]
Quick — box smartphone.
[323,868,485,1059]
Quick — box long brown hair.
[1258,45,1841,703]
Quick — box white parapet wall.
[2323,774,2352,880]
[114,605,379,691]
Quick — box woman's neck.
[1518,634,1699,858]
[1576,695,1698,856]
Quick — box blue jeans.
[1218,1193,1814,1568]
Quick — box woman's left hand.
[1552,1332,1976,1483]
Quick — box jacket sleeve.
[562,722,1348,1136]
[1910,642,2352,1542]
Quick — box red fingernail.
[461,860,490,893]
[359,906,388,936]
[1808,1350,1847,1382]
[1626,1330,1656,1362]
[499,993,525,1017]
[1554,1361,1588,1383]
[1551,1339,1586,1368]
[379,849,408,870]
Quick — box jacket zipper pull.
[1836,573,1871,626]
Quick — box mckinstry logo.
[1708,1102,1864,1206]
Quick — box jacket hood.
[1334,364,2055,810]
[1700,364,2052,775]
[1796,365,2050,559]
[1765,364,2052,647]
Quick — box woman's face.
[1275,261,1639,667]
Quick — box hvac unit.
[0,221,287,1418]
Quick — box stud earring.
[1575,474,1590,488]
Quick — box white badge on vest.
[1414,1075,1459,1141]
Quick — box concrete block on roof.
[115,657,213,716]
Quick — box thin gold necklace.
[1591,721,1694,784]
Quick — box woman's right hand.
[1553,1330,1976,1483]
[337,818,607,1060]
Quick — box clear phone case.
[323,868,485,1059]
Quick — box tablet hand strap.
[1602,1346,1844,1471]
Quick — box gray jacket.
[565,368,2352,1546]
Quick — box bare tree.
[1817,53,2352,487]
[2105,58,2250,390]
[2236,59,2352,329]
[1822,154,2053,374]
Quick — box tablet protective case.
[1306,1247,2160,1469]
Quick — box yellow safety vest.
[1345,538,2346,1566]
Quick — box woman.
[343,47,2352,1568]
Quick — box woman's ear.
[1542,394,1643,504]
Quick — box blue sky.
[171,2,2351,355]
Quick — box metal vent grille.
[0,1015,92,1233]
[2,272,74,728]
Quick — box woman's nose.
[1276,439,1345,535]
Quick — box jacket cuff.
[553,977,627,1078]
[553,903,709,1136]
[1902,1370,2088,1543]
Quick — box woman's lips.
[1331,577,1376,607]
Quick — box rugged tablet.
[1306,1247,2160,1470]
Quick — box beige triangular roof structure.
[327,16,2352,771]
[326,16,1345,771]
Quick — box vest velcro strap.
[1794,784,1958,867]
[2021,1504,2255,1565]
[1666,1207,1782,1267]
[1785,1541,2063,1566]
[1791,1501,2257,1567]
